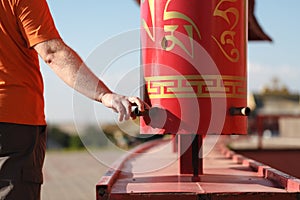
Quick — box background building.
[249,77,300,137]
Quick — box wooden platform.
[96,136,300,200]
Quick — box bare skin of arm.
[34,38,147,121]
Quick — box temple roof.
[248,0,272,41]
[254,94,300,116]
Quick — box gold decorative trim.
[145,75,246,99]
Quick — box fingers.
[128,96,150,111]
[124,99,131,121]
[115,97,132,122]
[128,97,144,112]
[117,96,150,122]
[102,94,149,122]
[117,104,126,122]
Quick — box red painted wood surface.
[96,137,300,200]
[237,149,300,180]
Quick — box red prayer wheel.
[140,0,248,135]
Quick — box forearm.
[34,39,111,102]
[34,38,148,121]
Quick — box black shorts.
[0,123,47,200]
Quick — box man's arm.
[34,38,146,121]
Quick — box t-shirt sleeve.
[16,0,61,48]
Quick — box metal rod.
[229,107,251,116]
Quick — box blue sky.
[41,0,300,124]
[248,0,300,93]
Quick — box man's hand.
[100,93,150,121]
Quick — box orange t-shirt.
[0,0,61,125]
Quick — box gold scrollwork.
[163,0,201,58]
[142,0,202,58]
[163,25,198,58]
[212,0,241,63]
